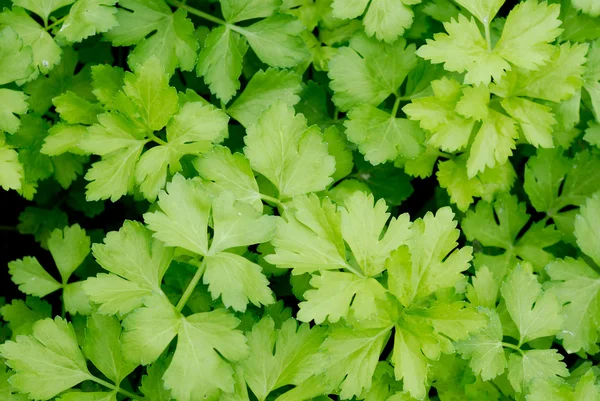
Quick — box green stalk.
[176,258,207,312]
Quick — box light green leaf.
[84,313,136,385]
[0,145,23,191]
[209,191,276,254]
[204,252,274,312]
[318,326,391,399]
[453,0,504,23]
[8,256,61,298]
[56,0,118,43]
[297,271,386,324]
[140,357,172,401]
[329,33,417,111]
[387,207,472,307]
[162,310,249,401]
[345,104,424,164]
[41,122,87,156]
[0,8,61,76]
[227,68,302,127]
[241,317,326,401]
[83,221,174,314]
[166,101,229,151]
[501,265,563,344]
[243,14,309,68]
[121,294,182,365]
[0,317,91,400]
[341,191,412,277]
[52,92,103,125]
[244,100,335,199]
[574,194,600,266]
[196,27,248,103]
[91,64,125,109]
[134,145,178,202]
[546,258,600,354]
[266,194,348,273]
[0,89,28,134]
[0,26,34,84]
[456,309,506,381]
[144,174,212,255]
[221,0,280,23]
[47,224,90,283]
[118,56,178,131]
[12,0,74,24]
[507,349,568,393]
[105,0,198,73]
[500,97,555,148]
[0,297,52,338]
[193,146,262,211]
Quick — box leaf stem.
[165,0,248,35]
[89,376,139,399]
[46,16,67,31]
[166,0,226,25]
[260,193,285,210]
[391,96,402,117]
[483,18,492,52]
[176,258,207,312]
[147,132,167,146]
[501,341,523,354]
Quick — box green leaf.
[501,265,563,345]
[90,64,125,109]
[583,40,600,120]
[456,309,507,381]
[524,148,600,240]
[500,97,555,148]
[297,271,386,324]
[328,33,417,111]
[52,92,103,125]
[144,174,212,255]
[462,194,561,279]
[0,145,24,191]
[83,221,174,315]
[345,104,424,164]
[467,266,500,309]
[323,126,353,182]
[0,297,52,338]
[0,89,28,134]
[83,313,136,385]
[105,0,198,73]
[331,0,419,42]
[243,14,309,68]
[266,194,348,273]
[162,310,249,401]
[12,0,74,25]
[240,317,326,401]
[227,68,302,128]
[55,0,118,43]
[417,0,562,85]
[506,349,568,393]
[244,100,335,199]
[117,56,178,131]
[17,207,68,249]
[492,42,589,103]
[387,207,472,307]
[453,0,504,23]
[196,27,248,103]
[140,357,173,401]
[204,252,274,312]
[194,146,262,212]
[0,8,62,76]
[317,326,391,399]
[0,317,91,400]
[221,0,280,23]
[8,256,61,298]
[47,224,91,283]
[546,257,600,354]
[121,294,182,365]
[0,26,35,84]
[574,194,600,266]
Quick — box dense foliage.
[1,0,600,400]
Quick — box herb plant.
[0,0,600,400]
